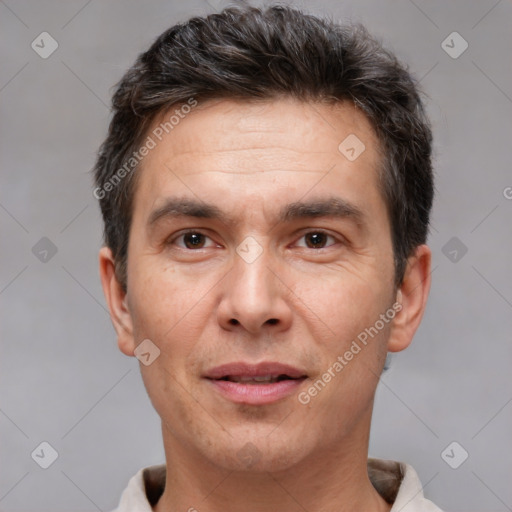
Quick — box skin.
[99,97,431,512]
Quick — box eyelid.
[165,228,346,250]
[166,229,218,249]
[292,229,345,249]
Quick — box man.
[94,4,441,511]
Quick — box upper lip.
[204,362,307,380]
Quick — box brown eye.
[304,232,328,248]
[182,232,206,249]
[169,231,216,250]
[297,231,336,249]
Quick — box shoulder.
[109,464,166,512]
[368,458,444,511]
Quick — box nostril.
[228,318,277,327]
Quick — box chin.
[205,433,311,473]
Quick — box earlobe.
[387,245,431,353]
[98,246,136,357]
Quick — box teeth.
[252,375,276,383]
[228,374,281,383]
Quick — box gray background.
[1,0,511,510]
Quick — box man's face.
[121,98,399,470]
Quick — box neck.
[153,419,391,512]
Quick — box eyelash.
[167,229,341,250]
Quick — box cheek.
[292,267,392,348]
[129,257,197,322]
[127,259,231,394]
[138,354,206,445]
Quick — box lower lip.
[207,378,306,405]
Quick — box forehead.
[146,97,379,161]
[131,97,384,221]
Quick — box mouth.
[216,374,302,384]
[204,362,308,405]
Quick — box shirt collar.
[112,458,442,512]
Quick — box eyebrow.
[147,196,364,228]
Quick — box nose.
[216,247,293,336]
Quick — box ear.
[387,244,432,353]
[98,246,136,357]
